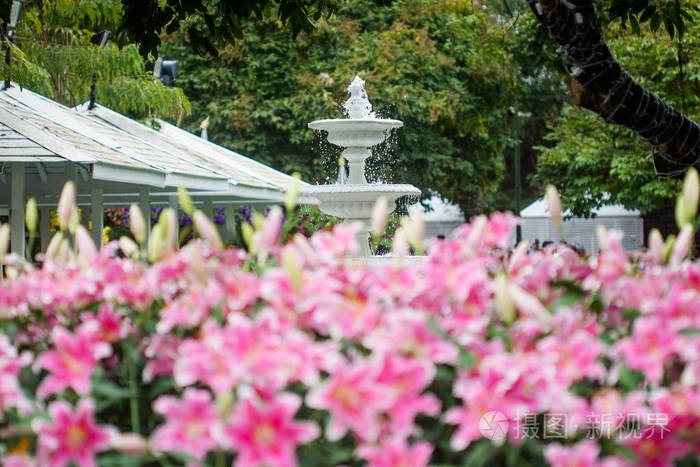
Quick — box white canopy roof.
[520,197,640,218]
[74,102,305,193]
[0,83,313,255]
[0,84,307,204]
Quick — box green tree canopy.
[1,0,189,120]
[163,0,521,217]
[119,0,338,56]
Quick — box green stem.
[26,232,35,262]
[128,357,140,433]
[215,451,226,467]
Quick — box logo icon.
[479,411,509,441]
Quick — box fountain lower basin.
[300,184,420,256]
[300,184,420,218]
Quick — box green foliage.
[607,0,698,39]
[163,0,519,216]
[292,206,343,237]
[533,14,700,216]
[2,0,189,120]
[119,0,339,57]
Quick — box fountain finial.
[343,75,373,119]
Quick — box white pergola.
[0,84,310,257]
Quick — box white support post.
[224,205,236,244]
[40,207,51,252]
[139,189,151,245]
[10,162,25,257]
[168,194,179,240]
[91,188,104,248]
[203,198,214,218]
[80,204,89,228]
[66,163,78,184]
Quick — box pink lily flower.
[218,393,319,467]
[35,324,111,398]
[32,399,114,467]
[151,388,222,460]
[358,439,433,467]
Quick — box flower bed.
[1,187,700,466]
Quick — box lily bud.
[25,198,38,233]
[177,187,194,216]
[56,236,74,263]
[193,210,223,248]
[281,245,303,292]
[508,240,529,273]
[68,208,79,234]
[215,391,235,420]
[392,227,409,267]
[45,232,64,260]
[110,433,147,457]
[129,204,147,244]
[160,208,178,250]
[663,234,676,265]
[596,225,609,251]
[682,168,699,221]
[293,233,318,268]
[285,172,301,213]
[494,273,515,324]
[545,184,563,230]
[148,223,164,263]
[671,224,693,264]
[370,197,389,238]
[241,222,254,252]
[57,181,76,231]
[465,215,487,253]
[676,195,691,229]
[75,225,97,260]
[0,224,9,261]
[648,228,664,265]
[251,211,266,231]
[260,206,283,250]
[119,236,139,258]
[507,283,550,324]
[404,206,425,254]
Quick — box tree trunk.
[526,0,700,177]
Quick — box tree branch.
[527,0,700,177]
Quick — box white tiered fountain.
[301,76,421,256]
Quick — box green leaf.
[650,12,662,31]
[599,333,614,346]
[618,365,645,391]
[98,454,149,467]
[622,309,641,320]
[678,328,700,335]
[629,14,641,35]
[664,17,676,39]
[458,349,476,369]
[639,6,656,22]
[611,443,639,462]
[679,9,694,23]
[558,290,583,307]
[92,380,132,400]
[328,448,354,464]
[427,318,449,339]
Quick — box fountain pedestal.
[300,76,420,257]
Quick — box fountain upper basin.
[309,119,403,148]
[299,184,420,219]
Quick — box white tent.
[519,197,643,252]
[422,195,465,239]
